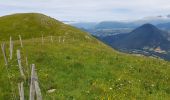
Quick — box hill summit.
[0,13,92,41]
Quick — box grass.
[0,13,169,100]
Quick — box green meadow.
[0,13,170,100]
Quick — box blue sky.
[1,0,170,22]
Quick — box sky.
[1,0,170,22]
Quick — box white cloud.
[1,0,170,22]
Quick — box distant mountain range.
[70,15,170,60]
[72,21,170,30]
[99,24,170,60]
[71,15,170,30]
[94,21,137,29]
[71,22,98,29]
[71,15,170,36]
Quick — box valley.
[73,21,170,61]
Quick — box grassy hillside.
[0,13,90,41]
[0,13,170,100]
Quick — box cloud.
[1,0,170,22]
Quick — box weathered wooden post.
[1,43,8,65]
[17,50,26,79]
[29,64,35,100]
[34,64,42,100]
[9,36,13,60]
[18,82,24,100]
[19,35,23,48]
[29,64,42,100]
[51,36,53,43]
[42,35,44,45]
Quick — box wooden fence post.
[1,43,8,65]
[29,64,42,100]
[19,35,23,48]
[18,82,24,100]
[51,36,53,43]
[42,35,44,45]
[34,64,42,100]
[9,36,13,60]
[29,64,35,100]
[17,50,25,79]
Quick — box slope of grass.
[0,13,90,41]
[0,13,170,100]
